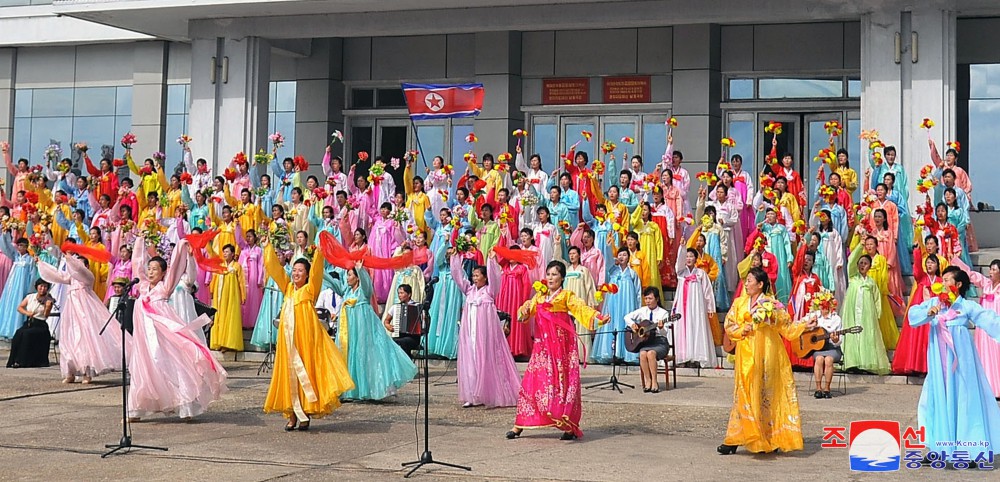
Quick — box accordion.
[391,302,422,338]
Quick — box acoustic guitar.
[625,313,682,353]
[792,325,863,359]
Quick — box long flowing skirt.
[58,292,122,378]
[250,280,283,349]
[975,328,1000,398]
[514,307,584,437]
[169,286,207,346]
[457,305,520,407]
[0,265,36,339]
[591,291,638,364]
[209,279,244,351]
[128,301,227,419]
[338,305,418,401]
[241,280,263,329]
[426,271,462,359]
[497,271,532,358]
[892,287,931,375]
[264,312,354,419]
[5,318,50,368]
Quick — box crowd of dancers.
[0,118,998,458]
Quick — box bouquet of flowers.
[594,283,619,303]
[368,161,386,185]
[700,214,713,229]
[253,186,268,198]
[765,120,783,136]
[177,134,193,147]
[28,233,49,255]
[513,128,527,148]
[113,158,126,168]
[813,147,837,170]
[44,144,62,163]
[532,280,548,296]
[391,208,410,226]
[920,118,935,130]
[720,137,736,148]
[620,136,634,144]
[717,161,730,172]
[809,289,838,312]
[269,132,285,150]
[695,171,718,185]
[931,281,958,307]
[223,167,238,182]
[463,152,477,163]
[465,132,478,144]
[592,159,605,175]
[437,189,449,203]
[872,150,884,166]
[180,172,193,185]
[74,142,89,153]
[824,120,843,137]
[946,140,961,152]
[139,218,164,247]
[267,222,293,255]
[357,151,369,162]
[581,130,593,142]
[558,220,572,235]
[455,233,478,253]
[792,219,807,236]
[519,191,538,208]
[749,297,784,325]
[390,157,401,169]
[916,177,937,194]
[818,184,836,201]
[152,151,166,164]
[293,155,309,172]
[232,151,248,166]
[601,141,617,155]
[121,132,137,149]
[330,130,344,145]
[919,164,934,179]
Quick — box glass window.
[73,87,117,117]
[728,79,754,100]
[31,88,74,117]
[271,113,296,156]
[806,121,830,200]
[29,116,72,164]
[641,122,666,172]
[116,86,133,116]
[12,117,31,162]
[353,89,374,109]
[846,118,861,201]
[414,125,445,167]
[268,81,297,156]
[970,99,1000,208]
[164,114,188,174]
[273,81,296,112]
[377,88,406,108]
[14,89,31,118]
[970,64,1000,99]
[564,123,595,164]
[758,79,843,99]
[72,116,116,157]
[726,120,754,173]
[603,122,636,190]
[451,124,475,168]
[530,123,557,171]
[848,79,861,98]
[166,84,189,115]
[113,115,132,161]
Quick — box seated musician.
[807,291,841,399]
[626,287,673,393]
[382,284,422,357]
[107,277,128,310]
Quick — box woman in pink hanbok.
[127,237,227,421]
[104,235,133,303]
[237,227,264,328]
[496,240,535,358]
[370,202,404,304]
[38,254,122,384]
[952,257,1000,398]
[507,261,608,441]
[450,253,521,408]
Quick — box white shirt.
[809,311,843,346]
[625,305,672,338]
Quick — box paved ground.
[0,358,994,481]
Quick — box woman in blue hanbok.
[582,203,618,283]
[591,248,641,364]
[944,188,973,269]
[753,209,793,302]
[540,186,571,261]
[0,234,39,339]
[250,254,291,349]
[332,261,417,401]
[426,231,464,359]
[907,266,1000,462]
[809,210,846,302]
[428,208,454,277]
[882,172,913,277]
[692,202,730,311]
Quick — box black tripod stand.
[401,300,470,478]
[585,328,634,393]
[100,290,168,458]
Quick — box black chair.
[657,323,678,390]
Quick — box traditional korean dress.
[497,258,533,358]
[332,265,417,400]
[892,254,938,375]
[515,288,600,438]
[38,256,122,380]
[591,263,641,364]
[840,247,891,375]
[953,258,1000,398]
[425,239,463,359]
[127,238,227,419]
[250,263,290,349]
[907,296,1000,460]
[630,211,664,291]
[723,293,807,453]
[451,257,520,407]
[0,234,38,339]
[238,242,264,328]
[369,215,403,304]
[209,260,246,351]
[673,261,717,366]
[263,247,354,422]
[757,222,793,302]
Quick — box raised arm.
[130,236,150,282]
[450,254,471,294]
[486,255,502,298]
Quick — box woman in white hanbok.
[672,246,717,366]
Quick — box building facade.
[2,0,1000,219]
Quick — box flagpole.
[409,117,430,171]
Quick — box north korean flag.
[402,83,485,120]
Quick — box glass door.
[803,112,843,202]
[561,116,597,170]
[757,114,800,192]
[600,116,638,190]
[375,118,412,194]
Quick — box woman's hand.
[742,323,753,335]
[928,304,941,317]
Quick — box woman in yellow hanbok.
[850,232,900,350]
[208,244,245,352]
[629,202,663,290]
[262,243,353,431]
[720,267,815,455]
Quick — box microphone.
[427,276,440,286]
[124,278,141,290]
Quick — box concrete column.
[130,41,168,162]
[188,36,270,172]
[293,38,345,167]
[671,24,722,201]
[473,31,523,157]
[0,48,14,183]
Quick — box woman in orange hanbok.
[719,267,815,455]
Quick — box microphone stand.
[585,327,635,393]
[401,299,470,478]
[100,286,168,457]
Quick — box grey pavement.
[0,358,993,481]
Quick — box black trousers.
[6,318,51,368]
[393,335,422,357]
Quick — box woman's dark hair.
[747,267,771,294]
[214,175,226,185]
[991,259,1000,271]
[35,278,51,290]
[819,209,834,232]
[576,151,589,164]
[472,265,488,282]
[354,228,368,243]
[520,227,534,239]
[924,255,941,277]
[617,246,630,257]
[380,202,392,211]
[292,187,303,197]
[873,208,889,230]
[546,260,566,279]
[148,256,168,272]
[536,206,550,217]
[859,254,873,267]
[273,204,285,215]
[686,247,699,258]
[294,258,311,273]
[883,172,896,184]
[626,231,640,250]
[943,266,972,298]
[730,153,742,163]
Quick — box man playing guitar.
[626,287,674,393]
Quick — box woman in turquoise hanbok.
[425,227,463,359]
[0,234,38,339]
[944,188,973,269]
[907,266,1000,463]
[428,208,454,278]
[591,247,641,364]
[250,253,291,349]
[696,204,730,311]
[332,261,417,401]
[582,202,618,283]
[755,208,793,302]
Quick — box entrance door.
[375,118,411,193]
[600,116,638,190]
[803,112,843,201]
[757,114,800,175]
